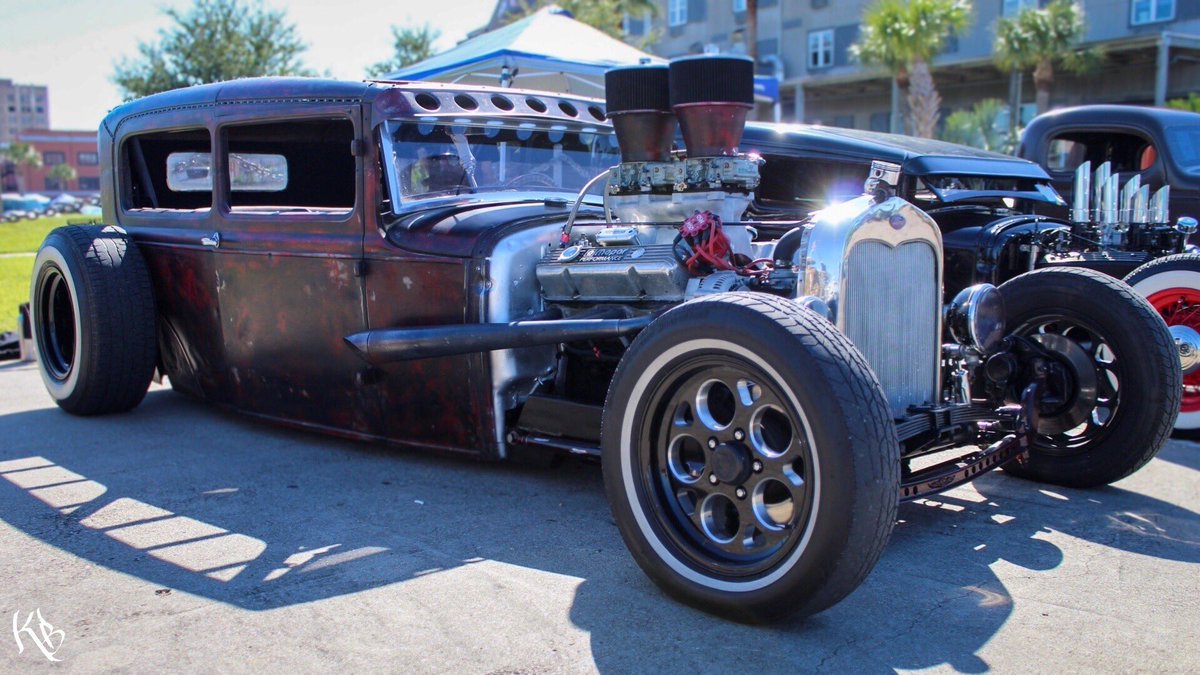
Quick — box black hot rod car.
[29,57,1179,622]
[741,119,1200,436]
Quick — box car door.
[209,106,377,434]
[112,122,228,400]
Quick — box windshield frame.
[379,116,619,215]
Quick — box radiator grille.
[844,240,939,417]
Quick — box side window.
[222,118,355,211]
[122,128,212,211]
[1046,132,1155,175]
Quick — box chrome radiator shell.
[798,195,943,416]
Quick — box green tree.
[47,163,78,192]
[1167,93,1200,113]
[112,0,314,99]
[0,143,42,192]
[940,99,1010,152]
[994,0,1097,115]
[852,0,972,138]
[368,24,441,78]
[506,0,657,40]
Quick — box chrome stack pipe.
[1100,173,1120,227]
[1150,185,1171,224]
[1070,160,1091,223]
[1092,161,1112,221]
[1117,175,1140,231]
[1132,185,1150,225]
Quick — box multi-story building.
[0,79,50,145]
[636,0,1200,131]
[2,129,100,195]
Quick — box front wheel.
[602,293,899,623]
[998,268,1180,487]
[1124,253,1200,438]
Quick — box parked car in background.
[1018,105,1200,435]
[742,121,1200,437]
[27,64,1178,622]
[2,193,56,221]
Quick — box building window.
[623,10,649,36]
[808,29,834,69]
[78,176,100,191]
[733,0,746,11]
[45,177,65,191]
[668,0,688,27]
[43,151,65,165]
[78,151,99,166]
[1002,0,1038,17]
[1131,0,1175,25]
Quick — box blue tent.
[386,7,663,97]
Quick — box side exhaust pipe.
[344,315,655,364]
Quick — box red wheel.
[1145,288,1200,413]
[1125,253,1200,437]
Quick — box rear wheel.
[602,293,899,623]
[30,225,157,415]
[999,268,1179,487]
[1124,253,1200,438]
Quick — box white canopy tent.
[385,6,662,97]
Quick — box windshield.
[381,118,620,210]
[1165,125,1200,171]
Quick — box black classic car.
[1018,105,1200,435]
[28,57,1178,623]
[742,121,1200,436]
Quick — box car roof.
[742,122,1049,180]
[1025,104,1200,136]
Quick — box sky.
[0,0,497,131]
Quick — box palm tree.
[994,0,1096,115]
[941,98,1009,152]
[47,163,78,193]
[0,143,42,192]
[853,0,972,138]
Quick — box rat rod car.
[29,57,1178,622]
[741,119,1200,436]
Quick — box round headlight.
[946,284,1005,354]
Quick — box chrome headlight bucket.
[946,284,1005,354]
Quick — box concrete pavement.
[0,359,1196,673]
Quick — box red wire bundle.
[679,210,736,275]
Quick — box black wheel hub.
[637,357,816,578]
[710,442,752,485]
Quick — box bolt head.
[708,474,719,485]
[753,460,763,472]
[707,437,718,449]
[735,487,747,499]
[733,428,745,441]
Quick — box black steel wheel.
[602,293,899,623]
[30,225,157,415]
[998,267,1179,487]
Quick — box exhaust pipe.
[1071,160,1091,223]
[344,315,654,364]
[1100,174,1120,226]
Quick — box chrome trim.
[799,195,943,415]
[1150,186,1171,224]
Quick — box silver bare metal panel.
[844,240,939,416]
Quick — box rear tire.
[30,225,157,415]
[602,293,899,623]
[1123,253,1200,438]
[998,268,1179,487]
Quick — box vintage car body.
[29,60,1179,622]
[1018,105,1200,228]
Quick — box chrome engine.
[526,55,947,420]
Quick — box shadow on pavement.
[0,387,1195,671]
